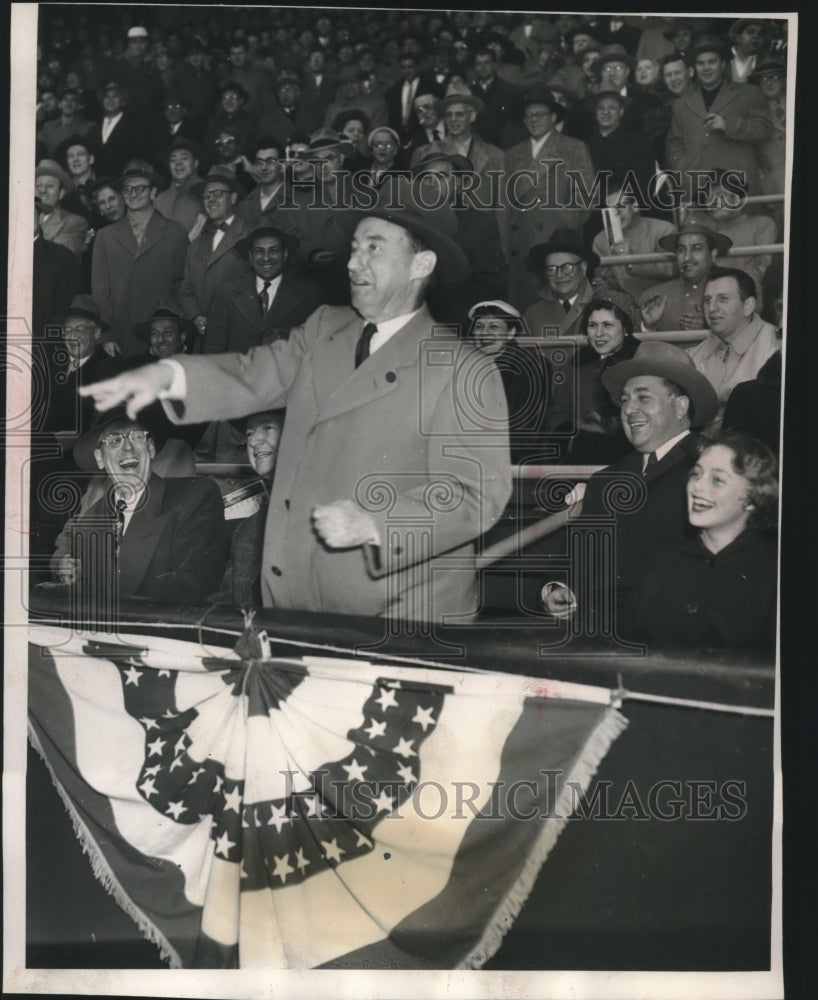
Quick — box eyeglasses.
[203,189,231,199]
[63,324,96,335]
[444,110,470,119]
[545,262,581,276]
[371,140,396,149]
[99,430,149,448]
[255,156,280,166]
[524,110,552,121]
[122,184,150,195]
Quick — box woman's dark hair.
[332,108,371,133]
[696,431,779,530]
[580,296,636,339]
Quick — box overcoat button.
[271,566,282,576]
[386,371,396,383]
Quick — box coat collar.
[117,474,172,595]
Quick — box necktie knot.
[643,451,658,476]
[355,322,378,368]
[561,299,571,314]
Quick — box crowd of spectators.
[30,7,786,651]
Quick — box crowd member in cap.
[412,93,504,208]
[547,289,642,465]
[51,408,227,604]
[666,38,772,196]
[624,432,778,650]
[522,229,599,339]
[384,52,437,144]
[687,169,777,294]
[35,159,89,258]
[86,81,141,177]
[469,47,523,149]
[209,409,285,609]
[153,137,205,239]
[91,159,188,357]
[750,59,787,199]
[323,66,389,132]
[466,300,555,465]
[104,25,164,122]
[688,266,779,406]
[256,70,323,143]
[728,20,770,84]
[331,111,372,173]
[56,135,101,225]
[413,151,508,325]
[236,137,288,226]
[592,186,676,299]
[540,340,719,629]
[205,225,324,354]
[202,80,257,168]
[127,300,195,365]
[180,168,253,348]
[206,125,256,191]
[38,86,93,158]
[502,87,594,310]
[364,126,410,186]
[407,90,446,154]
[223,37,274,118]
[639,221,731,333]
[81,175,512,623]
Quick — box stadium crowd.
[30,7,786,651]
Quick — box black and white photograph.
[3,4,806,998]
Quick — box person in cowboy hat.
[205,223,325,354]
[410,91,504,206]
[523,227,601,339]
[50,405,227,605]
[540,339,719,632]
[179,167,253,348]
[638,220,732,333]
[666,37,773,197]
[91,158,189,358]
[35,158,89,257]
[503,86,595,310]
[80,175,512,623]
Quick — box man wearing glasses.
[523,228,599,339]
[91,159,189,357]
[51,409,227,604]
[236,137,287,227]
[180,168,252,350]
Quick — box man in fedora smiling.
[81,177,512,623]
[35,158,89,257]
[91,158,189,357]
[523,227,599,338]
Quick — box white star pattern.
[187,767,206,784]
[123,665,142,686]
[375,687,398,712]
[139,717,158,731]
[393,737,416,758]
[268,803,290,833]
[214,775,224,793]
[321,838,345,864]
[157,669,171,678]
[223,786,242,813]
[373,789,395,814]
[364,718,387,739]
[412,706,436,732]
[355,830,373,849]
[139,777,158,798]
[214,831,235,858]
[166,800,185,820]
[295,847,310,873]
[303,794,324,818]
[169,755,184,772]
[175,735,187,754]
[147,737,166,756]
[342,758,369,782]
[143,764,161,777]
[271,853,295,884]
[396,763,416,784]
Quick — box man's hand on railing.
[540,581,577,618]
[639,292,667,331]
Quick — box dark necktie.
[114,497,127,551]
[258,280,272,314]
[643,451,658,476]
[355,322,378,368]
[561,299,571,313]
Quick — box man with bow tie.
[179,168,253,351]
[81,179,512,623]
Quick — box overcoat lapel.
[118,475,170,595]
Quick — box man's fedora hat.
[529,227,601,270]
[657,220,733,257]
[134,298,197,343]
[235,223,300,256]
[412,151,473,175]
[117,158,168,191]
[346,174,469,283]
[749,58,786,82]
[435,93,485,117]
[307,128,354,156]
[601,340,719,427]
[217,79,250,103]
[595,43,636,72]
[63,294,109,330]
[55,134,99,169]
[165,135,201,161]
[72,406,166,473]
[36,158,74,194]
[519,85,565,120]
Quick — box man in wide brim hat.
[235,223,300,257]
[344,174,469,283]
[72,404,167,473]
[657,221,732,257]
[529,227,600,271]
[36,158,74,195]
[216,79,251,104]
[412,150,473,174]
[116,158,168,192]
[189,166,245,198]
[601,340,719,427]
[133,300,198,346]
[307,127,354,157]
[749,57,786,83]
[434,93,485,117]
[595,43,636,73]
[63,293,110,331]
[519,84,565,121]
